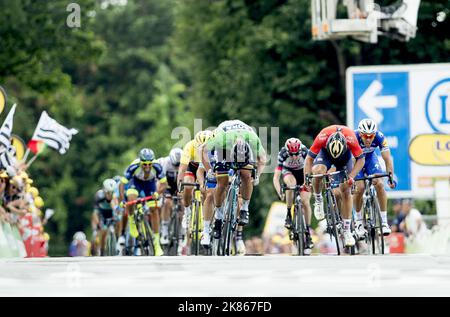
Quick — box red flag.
[27,139,46,154]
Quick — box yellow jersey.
[180,140,202,165]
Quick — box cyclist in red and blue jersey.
[353,118,397,239]
[304,125,365,247]
[119,148,167,256]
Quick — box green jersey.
[206,120,266,158]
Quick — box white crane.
[311,0,421,43]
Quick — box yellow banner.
[11,134,26,161]
[409,134,450,166]
[0,86,6,115]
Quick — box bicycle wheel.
[372,198,385,255]
[326,191,341,255]
[143,220,155,256]
[190,201,200,256]
[221,185,237,256]
[106,228,116,256]
[362,201,372,255]
[294,204,305,256]
[167,210,179,256]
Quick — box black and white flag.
[0,104,16,151]
[31,111,78,155]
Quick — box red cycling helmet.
[285,138,302,155]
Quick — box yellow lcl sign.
[409,134,450,166]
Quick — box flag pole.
[26,151,41,168]
[22,148,30,162]
[23,111,44,163]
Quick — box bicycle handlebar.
[125,195,155,206]
[179,182,200,192]
[281,184,308,193]
[307,170,348,179]
[355,172,393,183]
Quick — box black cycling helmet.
[326,131,347,159]
[139,148,155,163]
[231,138,251,164]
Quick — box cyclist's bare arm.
[119,182,125,202]
[91,211,99,229]
[349,156,365,179]
[197,166,206,187]
[256,153,266,177]
[201,146,212,172]
[157,181,168,195]
[303,155,314,180]
[273,168,282,198]
[177,163,188,185]
[381,150,394,175]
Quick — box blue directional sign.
[351,71,411,191]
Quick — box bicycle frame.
[126,196,155,256]
[104,218,117,256]
[281,185,307,256]
[307,170,348,255]
[180,182,204,256]
[355,173,392,255]
[164,195,182,256]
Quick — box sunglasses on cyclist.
[288,152,300,156]
[361,133,375,139]
[141,161,153,166]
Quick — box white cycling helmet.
[169,148,183,167]
[73,231,86,241]
[102,178,116,193]
[358,118,377,135]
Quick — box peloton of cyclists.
[93,118,399,256]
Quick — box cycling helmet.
[358,118,377,135]
[169,148,183,166]
[102,178,116,193]
[194,130,214,146]
[73,231,86,242]
[285,138,302,155]
[326,131,347,159]
[231,138,251,164]
[139,148,155,163]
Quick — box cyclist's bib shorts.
[126,177,157,198]
[184,162,199,179]
[281,168,305,185]
[356,153,384,179]
[313,149,353,184]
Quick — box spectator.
[399,199,428,240]
[69,231,90,257]
[391,199,405,233]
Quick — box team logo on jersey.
[328,140,344,158]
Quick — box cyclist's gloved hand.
[253,174,260,186]
[119,200,126,208]
[347,177,355,187]
[388,178,397,189]
[153,192,159,200]
[206,169,215,182]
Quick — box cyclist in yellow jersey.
[176,130,214,248]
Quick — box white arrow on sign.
[357,79,398,124]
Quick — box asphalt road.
[1,254,450,296]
